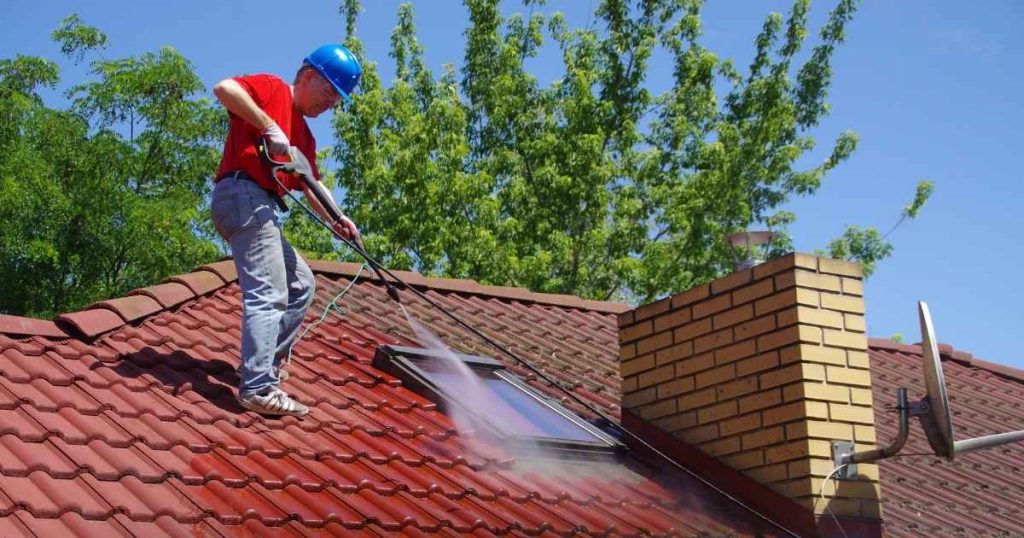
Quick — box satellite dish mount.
[832,302,1024,479]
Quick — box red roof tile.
[866,339,1024,537]
[0,264,790,536]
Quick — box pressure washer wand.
[257,141,402,303]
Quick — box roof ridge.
[53,260,238,340]
[306,259,632,314]
[868,337,1024,384]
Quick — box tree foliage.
[329,0,929,302]
[0,15,223,318]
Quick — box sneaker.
[239,388,309,417]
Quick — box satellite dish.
[918,302,955,459]
[835,301,1024,473]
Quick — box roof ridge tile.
[305,259,631,313]
[868,338,1024,384]
[0,315,70,338]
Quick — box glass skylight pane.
[414,358,600,443]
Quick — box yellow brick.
[653,307,693,333]
[764,440,811,464]
[847,350,870,368]
[638,398,678,420]
[677,352,715,376]
[841,277,864,296]
[853,463,880,482]
[697,400,738,424]
[694,328,734,354]
[734,315,777,341]
[621,354,655,377]
[671,283,710,309]
[808,439,834,458]
[854,425,877,444]
[702,436,742,457]
[829,404,876,424]
[634,297,671,321]
[695,364,737,389]
[850,388,873,406]
[637,364,676,389]
[799,306,845,329]
[678,423,719,445]
[720,413,762,436]
[772,478,817,498]
[762,401,806,426]
[722,450,765,471]
[742,426,786,450]
[678,387,717,410]
[732,278,776,306]
[693,294,733,320]
[823,329,868,350]
[844,313,866,332]
[753,253,800,280]
[713,304,754,330]
[806,400,830,419]
[747,463,790,484]
[737,351,779,377]
[711,268,753,294]
[813,478,881,500]
[652,412,697,433]
[622,387,657,408]
[796,344,848,366]
[656,341,693,366]
[754,289,798,317]
[757,325,820,352]
[716,376,758,400]
[715,339,758,365]
[826,366,873,387]
[796,287,820,307]
[788,458,839,479]
[802,382,851,403]
[820,293,864,314]
[795,270,842,292]
[621,376,638,393]
[620,320,653,343]
[739,388,782,414]
[803,363,827,382]
[815,497,862,518]
[786,420,854,441]
[819,257,863,278]
[636,330,674,355]
[673,317,713,343]
[759,364,804,390]
[657,376,695,399]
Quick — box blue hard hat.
[304,44,362,103]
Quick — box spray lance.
[257,139,402,303]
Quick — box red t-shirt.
[214,74,320,194]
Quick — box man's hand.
[332,215,363,248]
[262,123,290,155]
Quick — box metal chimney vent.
[726,231,775,271]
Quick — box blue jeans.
[211,173,315,397]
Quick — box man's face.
[298,69,342,118]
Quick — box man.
[210,44,362,417]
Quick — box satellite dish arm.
[843,388,910,464]
[954,430,1024,456]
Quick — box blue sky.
[2,1,1022,369]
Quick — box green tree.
[327,0,930,303]
[0,15,223,318]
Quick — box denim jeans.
[211,173,315,397]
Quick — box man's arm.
[213,78,274,131]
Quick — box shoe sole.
[238,399,309,417]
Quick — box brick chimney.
[618,253,881,521]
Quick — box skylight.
[373,345,621,454]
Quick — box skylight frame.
[373,345,623,454]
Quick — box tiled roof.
[0,260,792,536]
[866,339,1024,537]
